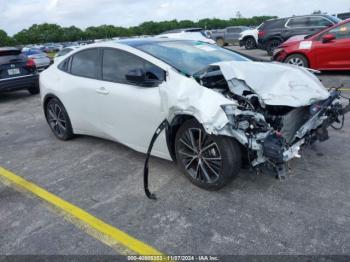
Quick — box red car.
[273,18,350,70]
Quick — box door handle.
[96,87,109,95]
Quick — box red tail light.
[258,31,266,38]
[26,58,36,68]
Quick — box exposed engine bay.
[193,64,350,179]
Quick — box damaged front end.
[194,62,350,179]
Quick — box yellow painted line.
[339,88,350,91]
[0,166,163,256]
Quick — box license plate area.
[8,68,20,75]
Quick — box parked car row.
[272,18,350,70]
[258,14,342,55]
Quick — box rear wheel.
[175,119,241,190]
[284,54,309,68]
[244,37,256,49]
[216,38,225,47]
[266,39,282,56]
[45,98,74,140]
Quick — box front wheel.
[175,119,241,190]
[45,98,74,140]
[244,37,256,50]
[284,54,309,68]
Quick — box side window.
[70,49,99,78]
[309,17,333,27]
[102,48,165,85]
[227,28,240,33]
[58,57,71,72]
[329,22,350,40]
[287,17,309,28]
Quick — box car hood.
[213,61,329,107]
[280,35,308,47]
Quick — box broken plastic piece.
[143,119,169,200]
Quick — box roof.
[160,27,203,34]
[0,47,20,52]
[116,37,190,47]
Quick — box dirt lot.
[1,56,350,256]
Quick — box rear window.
[0,50,25,65]
[0,50,21,57]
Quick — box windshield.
[133,40,249,76]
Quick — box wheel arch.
[165,114,199,162]
[43,93,60,112]
[284,52,310,67]
[242,35,256,42]
[42,94,73,128]
[267,36,284,43]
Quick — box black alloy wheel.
[45,98,74,140]
[175,119,241,190]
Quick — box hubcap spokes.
[178,128,222,184]
[288,58,304,67]
[47,103,67,136]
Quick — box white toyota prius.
[40,38,349,192]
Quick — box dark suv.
[258,15,341,55]
[0,47,39,95]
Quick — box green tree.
[0,29,14,46]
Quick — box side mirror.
[322,34,335,43]
[125,68,161,87]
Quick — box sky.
[0,0,349,35]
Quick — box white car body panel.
[239,28,258,43]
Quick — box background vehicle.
[210,26,250,46]
[40,44,62,53]
[22,48,51,71]
[157,28,215,44]
[54,46,80,62]
[239,26,260,49]
[258,15,341,55]
[0,47,39,94]
[273,19,350,70]
[40,39,348,191]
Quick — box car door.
[59,48,104,136]
[96,47,168,155]
[226,28,240,44]
[313,22,350,69]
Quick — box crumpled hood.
[214,61,330,107]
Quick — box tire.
[266,39,282,56]
[244,37,256,50]
[28,83,40,95]
[175,119,241,190]
[284,54,309,68]
[44,98,74,141]
[216,38,225,47]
